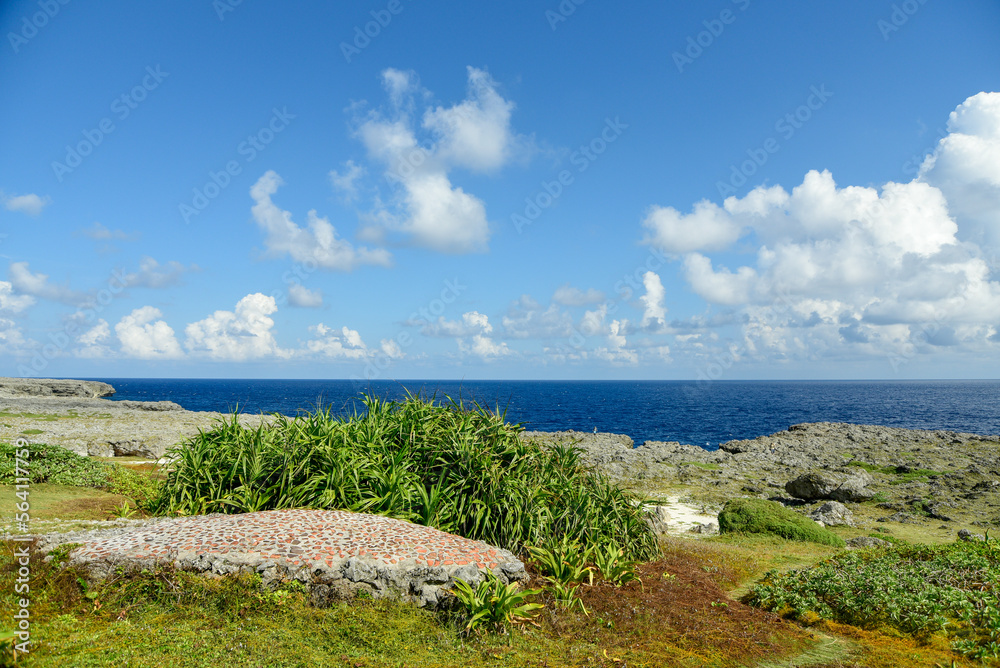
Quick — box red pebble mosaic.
[69,508,511,571]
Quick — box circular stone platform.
[52,509,527,608]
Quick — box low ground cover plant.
[748,537,1000,661]
[0,442,156,503]
[718,498,846,547]
[147,394,659,560]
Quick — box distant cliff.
[0,377,116,399]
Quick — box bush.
[717,498,845,547]
[748,538,1000,660]
[0,442,160,503]
[147,394,660,560]
[107,465,161,504]
[0,442,111,488]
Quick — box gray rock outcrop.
[0,380,269,459]
[786,471,875,502]
[846,536,889,549]
[523,421,1000,532]
[0,377,115,399]
[809,501,855,527]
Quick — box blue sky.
[1,0,999,380]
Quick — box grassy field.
[0,395,994,667]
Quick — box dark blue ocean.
[85,379,1000,451]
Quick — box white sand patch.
[648,496,719,536]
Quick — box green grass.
[747,538,1000,661]
[718,498,846,547]
[681,461,721,470]
[0,411,66,421]
[0,537,826,668]
[147,394,659,560]
[0,483,130,524]
[0,549,576,668]
[20,429,45,435]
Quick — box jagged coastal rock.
[523,422,1000,531]
[0,377,115,399]
[0,377,266,458]
[785,470,875,502]
[809,501,855,527]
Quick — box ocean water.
[87,379,1000,451]
[86,378,1000,450]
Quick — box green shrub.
[451,570,544,633]
[108,465,161,504]
[748,538,1000,660]
[0,442,111,488]
[0,442,160,504]
[147,394,660,560]
[717,498,845,547]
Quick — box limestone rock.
[0,377,115,399]
[785,472,840,500]
[809,501,855,527]
[687,522,718,535]
[958,528,986,542]
[643,504,672,534]
[846,536,889,549]
[785,471,874,502]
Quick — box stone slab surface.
[48,508,526,607]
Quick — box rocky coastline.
[0,377,267,459]
[523,423,1000,536]
[3,377,998,537]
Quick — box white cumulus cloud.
[2,192,48,216]
[115,307,183,359]
[641,199,744,254]
[355,66,530,254]
[305,323,369,359]
[7,262,86,305]
[642,91,1000,366]
[0,281,34,313]
[288,284,323,308]
[250,171,392,271]
[639,271,667,328]
[185,293,288,360]
[919,91,1000,249]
